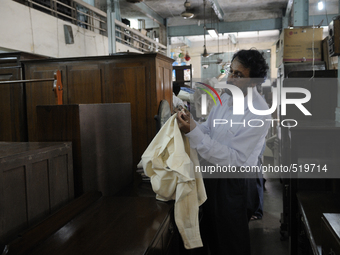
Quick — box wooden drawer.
[321,213,340,255]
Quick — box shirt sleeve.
[185,117,270,166]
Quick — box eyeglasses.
[225,66,244,79]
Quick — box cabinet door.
[0,67,26,141]
[105,62,147,167]
[25,64,66,141]
[66,64,103,104]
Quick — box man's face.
[226,57,255,96]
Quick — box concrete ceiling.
[114,0,339,26]
[96,0,338,47]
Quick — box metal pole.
[0,78,55,85]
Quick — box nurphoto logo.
[199,83,312,128]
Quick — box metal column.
[293,0,309,26]
[107,0,116,54]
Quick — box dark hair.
[173,82,181,96]
[231,48,269,85]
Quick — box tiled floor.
[249,157,289,255]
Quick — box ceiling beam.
[168,18,282,37]
[134,2,166,26]
[168,14,336,37]
[207,0,224,21]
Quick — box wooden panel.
[36,104,133,197]
[27,160,50,225]
[0,142,74,245]
[36,106,82,196]
[24,64,65,141]
[66,65,103,104]
[49,155,70,212]
[78,104,133,196]
[0,52,47,142]
[110,64,147,168]
[0,67,26,142]
[0,166,27,243]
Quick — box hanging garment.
[142,114,207,249]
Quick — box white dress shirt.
[142,114,207,249]
[186,87,271,170]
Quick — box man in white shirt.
[177,49,270,254]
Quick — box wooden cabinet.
[0,142,73,245]
[23,53,174,167]
[36,104,133,197]
[0,52,47,142]
[286,122,340,254]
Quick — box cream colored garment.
[142,114,207,249]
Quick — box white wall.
[0,0,108,58]
[116,41,143,53]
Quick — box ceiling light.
[207,28,218,37]
[318,1,324,10]
[181,11,194,19]
[202,45,211,58]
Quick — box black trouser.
[199,178,251,255]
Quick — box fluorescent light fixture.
[318,1,324,10]
[207,28,218,37]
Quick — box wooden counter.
[4,192,177,255]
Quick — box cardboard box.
[276,27,323,67]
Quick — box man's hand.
[176,109,196,134]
